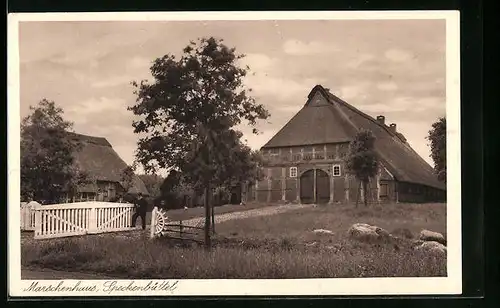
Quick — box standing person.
[131,193,148,230]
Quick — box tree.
[129,37,269,248]
[119,165,136,200]
[138,173,164,199]
[21,99,89,204]
[345,129,379,207]
[427,117,446,183]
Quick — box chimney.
[376,115,385,125]
[389,123,397,133]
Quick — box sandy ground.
[178,203,315,227]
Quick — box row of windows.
[288,165,342,178]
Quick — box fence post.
[89,206,97,233]
[150,206,157,239]
[20,205,26,230]
[34,206,42,238]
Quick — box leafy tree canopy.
[427,117,446,183]
[129,37,269,189]
[21,99,88,203]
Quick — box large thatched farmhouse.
[245,85,446,204]
[62,133,149,203]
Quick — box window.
[289,167,298,178]
[332,164,341,176]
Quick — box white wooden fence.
[32,202,137,239]
[20,202,36,231]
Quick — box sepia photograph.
[8,11,461,296]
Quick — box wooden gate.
[33,202,136,239]
[315,169,330,204]
[300,170,314,203]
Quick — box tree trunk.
[355,180,361,208]
[204,184,211,250]
[363,180,368,207]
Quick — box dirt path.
[178,203,315,227]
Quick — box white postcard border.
[7,10,462,297]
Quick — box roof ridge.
[66,131,112,147]
[326,91,408,144]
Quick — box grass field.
[21,202,447,279]
[214,202,446,245]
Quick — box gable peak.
[307,85,329,99]
[305,85,333,107]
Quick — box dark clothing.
[135,198,148,213]
[132,211,146,230]
[131,198,148,230]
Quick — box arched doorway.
[300,169,331,204]
[300,170,314,204]
[316,169,330,204]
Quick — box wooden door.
[316,169,330,204]
[300,170,314,204]
[333,177,345,203]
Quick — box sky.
[18,19,446,174]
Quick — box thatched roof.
[67,132,149,195]
[261,85,446,191]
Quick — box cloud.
[336,83,370,101]
[245,74,325,102]
[283,39,339,56]
[276,105,303,114]
[90,56,152,88]
[384,49,413,62]
[357,102,408,114]
[50,49,107,67]
[91,76,135,88]
[356,95,444,115]
[237,125,276,150]
[66,96,129,119]
[346,53,376,69]
[241,53,276,72]
[376,81,399,91]
[127,56,152,70]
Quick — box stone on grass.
[419,229,446,245]
[305,241,318,247]
[313,229,334,235]
[414,241,447,256]
[348,223,390,242]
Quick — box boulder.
[414,241,447,256]
[419,229,446,245]
[348,223,390,242]
[313,229,334,235]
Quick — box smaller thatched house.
[62,132,149,203]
